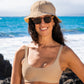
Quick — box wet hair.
[28,16,65,45]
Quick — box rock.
[59,68,83,84]
[0,54,12,84]
[2,77,11,84]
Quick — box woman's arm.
[65,46,84,83]
[11,45,25,84]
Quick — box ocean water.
[0,16,84,65]
[0,17,84,38]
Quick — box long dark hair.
[28,16,65,45]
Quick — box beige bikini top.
[22,45,63,83]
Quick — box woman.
[11,0,84,84]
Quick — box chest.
[22,46,63,83]
[28,48,59,68]
[22,47,62,83]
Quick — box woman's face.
[33,15,55,37]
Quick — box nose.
[40,18,45,25]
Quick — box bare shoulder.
[60,45,81,70]
[62,45,76,57]
[60,45,76,63]
[62,45,82,66]
[14,45,26,62]
[60,45,73,69]
[17,45,26,52]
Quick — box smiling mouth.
[40,27,48,31]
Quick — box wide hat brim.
[24,12,62,23]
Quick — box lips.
[40,27,48,31]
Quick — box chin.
[39,33,50,37]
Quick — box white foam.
[0,34,84,65]
[64,34,84,63]
[0,36,32,65]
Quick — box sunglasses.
[31,16,54,24]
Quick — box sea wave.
[62,27,84,34]
[0,31,28,38]
[0,27,84,38]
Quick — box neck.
[38,35,57,47]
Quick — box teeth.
[40,28,47,30]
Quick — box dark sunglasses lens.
[32,16,52,24]
[44,16,51,23]
[33,18,41,24]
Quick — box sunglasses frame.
[31,15,54,24]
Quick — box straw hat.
[24,0,61,23]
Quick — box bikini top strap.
[57,45,63,59]
[25,46,29,58]
[25,43,32,58]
